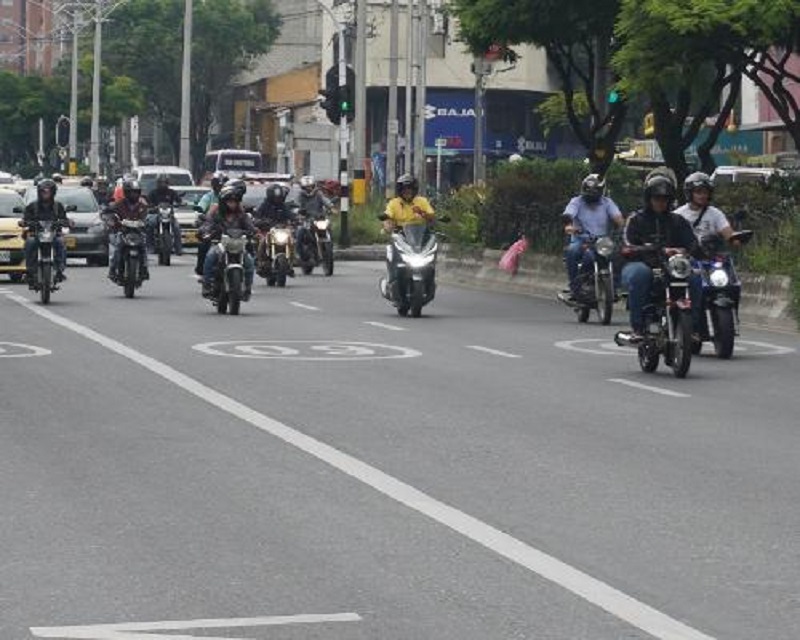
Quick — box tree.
[614,0,742,182]
[451,0,627,174]
[101,0,280,174]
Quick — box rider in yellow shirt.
[383,174,435,231]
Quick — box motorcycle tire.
[228,270,242,316]
[276,255,289,288]
[161,233,171,267]
[124,257,136,299]
[576,306,590,323]
[671,312,693,378]
[691,341,703,355]
[597,274,614,326]
[410,280,424,318]
[217,290,228,314]
[322,245,334,277]
[302,264,314,275]
[40,263,51,305]
[712,306,735,360]
[638,342,659,373]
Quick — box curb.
[334,245,384,261]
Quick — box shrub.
[435,184,484,246]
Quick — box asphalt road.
[1,256,799,640]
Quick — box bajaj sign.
[425,104,476,120]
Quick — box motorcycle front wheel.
[596,274,614,325]
[228,270,242,316]
[160,231,172,266]
[124,256,136,298]
[275,255,289,288]
[671,312,693,378]
[712,306,735,359]
[39,262,51,305]
[410,279,424,318]
[322,244,334,277]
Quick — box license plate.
[65,237,77,249]
[183,230,197,242]
[0,250,10,263]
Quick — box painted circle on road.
[192,340,422,361]
[554,338,795,358]
[0,342,52,358]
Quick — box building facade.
[0,0,64,76]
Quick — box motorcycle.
[615,248,695,378]
[260,223,294,287]
[113,218,148,299]
[207,228,250,315]
[560,234,617,325]
[693,230,754,359]
[154,203,176,266]
[20,219,68,305]
[378,215,449,317]
[297,209,334,276]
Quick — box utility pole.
[89,0,102,175]
[414,0,427,190]
[353,0,367,200]
[405,0,415,176]
[244,89,253,151]
[472,55,487,184]
[69,8,79,166]
[179,0,192,171]
[386,0,399,198]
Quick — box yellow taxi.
[0,189,26,282]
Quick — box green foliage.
[335,199,385,246]
[436,185,484,246]
[536,92,590,137]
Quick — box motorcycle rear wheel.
[638,342,659,373]
[671,312,693,378]
[712,306,735,359]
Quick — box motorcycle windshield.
[402,224,431,251]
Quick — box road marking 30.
[466,345,522,359]
[7,292,715,640]
[607,378,691,398]
[30,612,362,639]
[290,301,321,311]
[364,321,407,331]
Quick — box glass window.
[0,191,24,217]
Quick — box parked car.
[0,189,27,281]
[24,186,108,266]
[710,166,787,185]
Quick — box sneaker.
[107,272,117,283]
[55,271,67,283]
[557,291,577,305]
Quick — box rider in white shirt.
[674,172,735,244]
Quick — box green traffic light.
[608,90,621,104]
[341,101,351,111]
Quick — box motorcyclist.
[619,171,700,343]
[194,172,228,277]
[51,173,63,185]
[105,179,149,283]
[558,174,624,304]
[675,172,735,245]
[200,184,256,301]
[296,175,333,217]
[254,183,298,276]
[21,178,69,286]
[379,174,436,297]
[145,173,183,255]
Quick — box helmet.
[299,175,316,191]
[508,153,523,163]
[227,178,247,201]
[80,176,94,188]
[644,174,676,203]
[37,178,57,199]
[51,173,63,184]
[684,171,713,202]
[122,179,142,203]
[395,173,419,200]
[266,183,287,205]
[219,185,239,205]
[580,174,605,203]
[211,171,228,191]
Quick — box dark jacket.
[104,198,149,226]
[624,208,699,267]
[255,200,297,228]
[23,200,68,226]
[147,187,181,208]
[201,206,256,239]
[296,189,332,218]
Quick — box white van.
[133,165,195,194]
[710,166,786,185]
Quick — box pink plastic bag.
[498,236,529,275]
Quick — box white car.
[133,165,195,193]
[710,166,786,185]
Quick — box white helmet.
[299,175,316,190]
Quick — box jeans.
[565,238,589,294]
[25,236,66,274]
[146,213,182,253]
[109,232,147,276]
[622,261,702,333]
[203,245,254,289]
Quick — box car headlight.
[595,237,615,258]
[667,254,692,279]
[709,269,729,288]
[403,253,435,269]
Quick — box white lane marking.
[290,301,321,311]
[364,321,407,331]
[31,613,362,639]
[608,378,691,399]
[7,292,714,640]
[0,341,52,358]
[466,345,522,359]
[193,340,420,361]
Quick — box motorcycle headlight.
[272,230,290,244]
[314,219,330,230]
[403,254,435,269]
[667,254,692,280]
[595,237,615,258]
[709,268,729,288]
[39,231,53,242]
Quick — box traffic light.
[607,89,623,105]
[340,65,355,124]
[56,115,70,149]
[319,65,356,124]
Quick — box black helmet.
[266,183,287,205]
[211,171,228,191]
[37,178,57,199]
[219,185,240,208]
[80,176,94,188]
[684,171,713,202]
[227,179,247,201]
[396,173,418,199]
[644,174,676,203]
[122,179,142,202]
[581,174,605,203]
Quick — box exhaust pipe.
[614,331,640,348]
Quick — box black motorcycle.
[561,234,618,325]
[615,248,695,378]
[154,203,176,266]
[113,218,148,299]
[207,228,250,315]
[297,209,334,277]
[378,216,449,317]
[20,219,68,305]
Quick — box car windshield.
[0,191,24,217]
[25,187,98,213]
